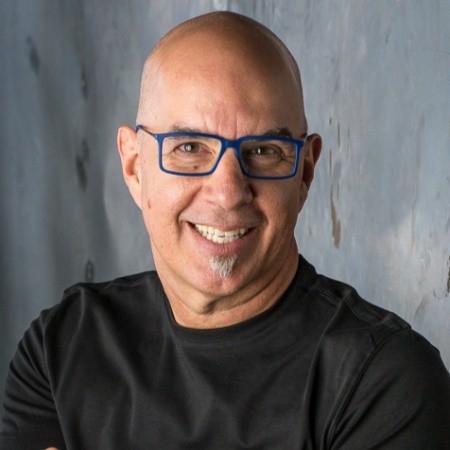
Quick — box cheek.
[296,186,308,213]
[140,173,168,227]
[288,177,307,215]
[275,183,303,213]
[143,180,156,211]
[142,172,198,224]
[143,183,167,216]
[258,184,301,232]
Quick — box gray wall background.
[1,0,449,403]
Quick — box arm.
[0,312,66,449]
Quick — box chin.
[209,254,238,278]
[193,267,246,298]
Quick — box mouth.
[193,224,249,244]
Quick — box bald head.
[137,11,307,134]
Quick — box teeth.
[194,224,248,244]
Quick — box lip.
[187,221,256,254]
[194,223,248,243]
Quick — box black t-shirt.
[1,256,449,449]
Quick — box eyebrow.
[170,125,204,134]
[263,127,293,139]
[169,125,305,139]
[263,128,308,140]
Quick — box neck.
[157,245,299,329]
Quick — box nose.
[203,147,253,209]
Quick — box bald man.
[1,12,449,449]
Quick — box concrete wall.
[1,0,449,402]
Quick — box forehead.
[153,24,297,86]
[140,27,304,135]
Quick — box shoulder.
[297,256,409,337]
[298,266,450,446]
[44,271,161,323]
[23,271,165,360]
[61,270,160,304]
[16,270,168,392]
[326,327,450,447]
[299,265,412,354]
[307,270,448,393]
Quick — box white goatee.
[209,255,238,278]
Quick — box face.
[120,29,320,319]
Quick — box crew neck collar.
[161,255,317,346]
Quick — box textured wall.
[1,0,449,403]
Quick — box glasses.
[136,125,307,180]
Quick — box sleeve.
[0,310,66,450]
[330,329,450,449]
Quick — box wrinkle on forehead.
[137,12,307,132]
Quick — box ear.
[117,125,143,209]
[301,133,322,190]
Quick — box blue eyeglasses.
[136,125,307,180]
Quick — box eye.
[178,142,200,153]
[245,144,283,157]
[251,146,278,156]
[163,136,219,160]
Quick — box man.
[1,11,449,449]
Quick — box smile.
[194,224,248,244]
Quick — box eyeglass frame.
[136,124,308,180]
